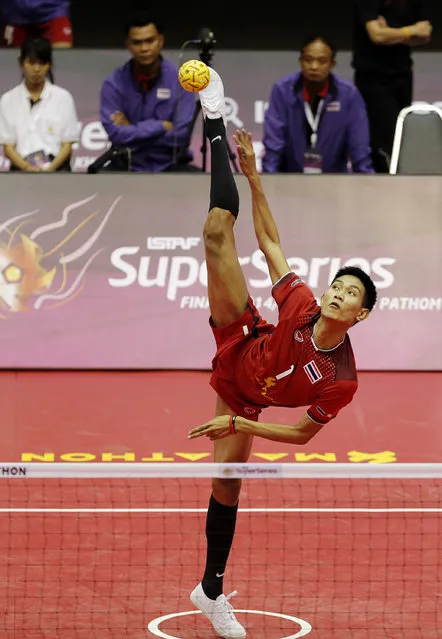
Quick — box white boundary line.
[147,609,312,639]
[2,461,442,479]
[0,507,440,513]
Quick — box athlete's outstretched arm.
[189,412,322,445]
[189,382,355,444]
[233,129,290,284]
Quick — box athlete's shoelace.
[221,590,239,621]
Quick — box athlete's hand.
[188,415,233,441]
[233,129,258,179]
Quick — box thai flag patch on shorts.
[303,360,322,384]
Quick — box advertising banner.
[0,173,440,369]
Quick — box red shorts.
[2,17,73,47]
[209,297,273,421]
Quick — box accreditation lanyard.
[304,99,325,149]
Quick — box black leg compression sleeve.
[206,117,239,218]
[201,494,239,600]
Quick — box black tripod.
[180,49,239,173]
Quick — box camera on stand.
[197,28,216,66]
[178,27,238,172]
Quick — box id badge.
[303,149,323,174]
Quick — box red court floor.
[0,371,441,639]
[0,370,440,463]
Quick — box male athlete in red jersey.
[187,68,377,638]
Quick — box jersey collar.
[311,322,345,352]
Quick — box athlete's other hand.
[233,129,258,179]
[188,415,233,441]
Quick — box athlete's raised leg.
[200,69,249,329]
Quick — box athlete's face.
[321,275,370,325]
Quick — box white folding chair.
[389,104,442,175]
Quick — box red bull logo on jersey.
[260,376,277,398]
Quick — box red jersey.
[210,272,358,424]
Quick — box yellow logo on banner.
[20,450,398,463]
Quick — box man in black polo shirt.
[352,0,432,173]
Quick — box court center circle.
[147,608,312,638]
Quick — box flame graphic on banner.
[0,194,121,316]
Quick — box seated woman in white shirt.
[0,36,79,172]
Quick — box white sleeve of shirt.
[0,95,17,145]
[59,91,80,143]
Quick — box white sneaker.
[190,582,246,638]
[199,67,227,129]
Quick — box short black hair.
[332,266,377,311]
[19,36,53,66]
[300,35,337,60]
[124,10,163,37]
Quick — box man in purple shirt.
[99,11,198,173]
[1,0,72,48]
[262,35,373,174]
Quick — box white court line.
[147,609,312,639]
[0,508,441,513]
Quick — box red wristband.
[229,415,237,435]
